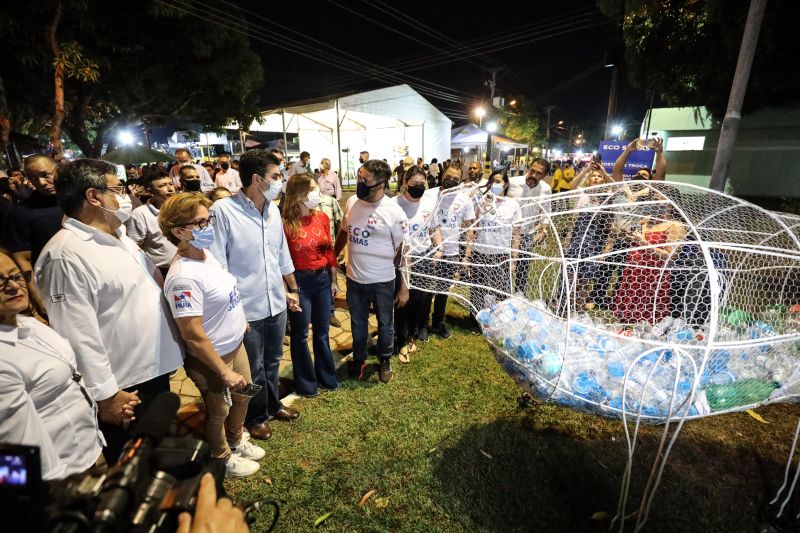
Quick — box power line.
[279,10,604,97]
[162,0,478,107]
[208,0,480,101]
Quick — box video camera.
[1,392,229,533]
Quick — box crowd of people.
[0,138,671,484]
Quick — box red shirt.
[284,212,337,271]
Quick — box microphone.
[91,392,180,533]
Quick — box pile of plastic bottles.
[476,297,800,422]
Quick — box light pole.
[475,106,486,128]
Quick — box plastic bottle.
[652,316,675,337]
[704,379,779,412]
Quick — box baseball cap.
[403,156,414,170]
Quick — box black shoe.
[348,360,367,380]
[379,358,393,383]
[417,326,429,342]
[431,322,452,339]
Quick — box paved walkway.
[170,279,376,436]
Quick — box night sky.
[230,0,650,145]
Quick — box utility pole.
[484,67,501,170]
[709,0,767,192]
[544,105,556,159]
[604,65,618,139]
[568,124,575,153]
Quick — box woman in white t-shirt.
[391,166,442,361]
[466,170,522,312]
[159,193,263,479]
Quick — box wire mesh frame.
[402,181,800,424]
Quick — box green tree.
[598,0,800,119]
[496,96,543,146]
[0,0,264,158]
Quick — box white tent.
[243,85,452,183]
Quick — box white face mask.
[260,177,281,202]
[303,189,321,209]
[490,183,504,196]
[99,193,132,223]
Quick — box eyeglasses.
[99,185,128,196]
[0,271,30,290]
[180,214,216,230]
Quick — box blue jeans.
[242,310,287,425]
[346,277,395,363]
[289,269,338,396]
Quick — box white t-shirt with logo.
[164,253,247,357]
[436,188,476,256]
[393,193,437,253]
[473,195,522,255]
[514,178,552,234]
[343,194,409,284]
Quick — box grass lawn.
[226,303,800,532]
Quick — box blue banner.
[598,140,656,180]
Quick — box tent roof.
[259,84,451,127]
[451,123,528,148]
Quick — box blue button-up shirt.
[209,192,295,321]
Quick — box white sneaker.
[225,452,260,478]
[233,438,265,461]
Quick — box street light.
[611,124,624,140]
[486,122,497,132]
[475,106,486,128]
[118,131,134,145]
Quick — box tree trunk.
[0,74,11,166]
[48,0,64,161]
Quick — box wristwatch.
[288,288,300,294]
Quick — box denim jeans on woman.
[289,269,338,396]
[242,310,287,425]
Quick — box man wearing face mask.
[178,165,204,193]
[34,158,184,462]
[214,153,242,193]
[169,148,215,192]
[208,150,302,441]
[428,165,475,339]
[334,159,409,383]
[358,151,369,165]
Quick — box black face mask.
[407,184,425,199]
[356,180,383,200]
[442,178,458,189]
[221,162,230,170]
[183,179,202,192]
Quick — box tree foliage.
[598,0,800,119]
[496,96,543,146]
[0,0,265,157]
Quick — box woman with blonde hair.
[159,193,263,478]
[282,173,339,396]
[316,158,342,200]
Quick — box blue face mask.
[190,225,215,249]
[490,183,504,196]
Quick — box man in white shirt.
[507,158,552,295]
[169,148,214,192]
[287,151,311,177]
[214,152,242,193]
[126,171,177,277]
[35,158,184,462]
[209,150,302,441]
[334,159,409,383]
